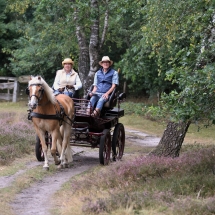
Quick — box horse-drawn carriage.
[27,76,126,169]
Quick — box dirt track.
[0,129,160,215]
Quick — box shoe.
[91,108,100,118]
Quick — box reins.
[28,100,74,126]
[27,84,74,126]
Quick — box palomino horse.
[27,76,74,170]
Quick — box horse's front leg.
[51,131,62,166]
[37,131,49,170]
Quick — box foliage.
[4,0,79,84]
[1,0,215,126]
[0,0,9,76]
[121,102,147,116]
[119,0,215,124]
[67,146,215,214]
[0,112,35,164]
[0,0,6,43]
[4,0,130,87]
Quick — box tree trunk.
[73,7,90,97]
[85,0,100,97]
[73,0,110,97]
[150,121,191,158]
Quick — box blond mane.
[29,76,56,104]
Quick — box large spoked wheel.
[99,129,111,165]
[112,123,125,161]
[35,135,44,162]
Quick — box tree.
[144,0,215,157]
[6,0,129,94]
[0,0,12,76]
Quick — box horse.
[27,75,75,170]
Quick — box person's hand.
[89,92,95,97]
[58,87,64,92]
[102,92,109,100]
[66,85,74,89]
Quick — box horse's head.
[27,76,44,109]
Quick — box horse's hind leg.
[65,144,73,163]
[63,144,73,168]
[60,125,72,167]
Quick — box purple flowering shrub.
[0,112,35,164]
[71,147,215,214]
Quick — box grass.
[1,100,215,214]
[119,113,215,146]
[0,108,35,165]
[53,148,215,215]
[52,101,215,215]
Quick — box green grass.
[2,101,215,215]
[0,101,34,164]
[56,147,215,215]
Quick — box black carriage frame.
[35,88,126,165]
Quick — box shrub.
[0,112,35,164]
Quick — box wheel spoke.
[112,123,125,161]
[99,129,111,165]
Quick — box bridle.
[26,84,44,102]
[26,83,74,126]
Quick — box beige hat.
[62,58,74,66]
[99,56,113,66]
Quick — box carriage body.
[70,93,126,164]
[35,87,126,165]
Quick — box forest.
[1,1,215,213]
[1,0,215,148]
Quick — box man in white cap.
[53,58,82,98]
[88,56,119,117]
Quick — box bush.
[0,112,35,164]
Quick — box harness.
[27,84,74,126]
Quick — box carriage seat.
[87,85,118,110]
[103,87,118,109]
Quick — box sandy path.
[0,129,160,215]
[10,148,99,215]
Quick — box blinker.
[25,87,30,95]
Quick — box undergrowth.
[69,147,215,214]
[0,112,35,164]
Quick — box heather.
[0,112,35,164]
[69,147,215,214]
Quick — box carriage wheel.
[99,129,111,165]
[35,135,44,162]
[112,123,125,161]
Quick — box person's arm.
[53,71,60,90]
[89,86,97,97]
[89,73,98,97]
[102,84,116,99]
[73,74,82,90]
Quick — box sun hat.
[62,58,74,66]
[99,56,113,66]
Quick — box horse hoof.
[55,160,61,165]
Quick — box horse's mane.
[29,76,57,104]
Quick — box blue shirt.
[93,69,119,86]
